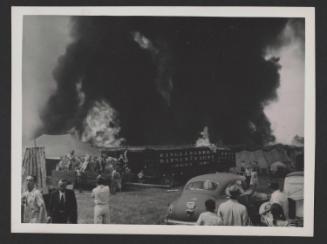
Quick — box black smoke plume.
[41,17,293,146]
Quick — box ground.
[76,186,182,224]
[75,174,277,224]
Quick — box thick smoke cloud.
[41,17,290,146]
[264,19,305,144]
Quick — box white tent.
[235,146,293,171]
[236,149,269,169]
[27,134,100,159]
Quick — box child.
[196,199,220,226]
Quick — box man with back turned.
[217,184,250,226]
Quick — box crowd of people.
[55,150,131,193]
[197,185,251,226]
[21,157,297,226]
[196,180,291,227]
[56,150,126,173]
[21,150,130,224]
[22,175,293,226]
[22,175,112,224]
[196,163,296,227]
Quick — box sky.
[22,16,304,145]
[22,16,72,144]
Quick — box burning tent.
[26,134,100,175]
[28,134,100,159]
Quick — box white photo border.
[11,6,315,236]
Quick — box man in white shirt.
[270,182,288,219]
[21,176,47,223]
[217,185,250,226]
[196,199,219,225]
[92,175,110,224]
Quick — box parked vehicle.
[165,172,268,225]
[284,171,304,226]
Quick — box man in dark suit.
[48,179,78,223]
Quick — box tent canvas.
[22,147,48,194]
[235,149,269,169]
[270,161,287,172]
[235,146,293,171]
[284,173,304,201]
[27,134,100,159]
[264,148,291,164]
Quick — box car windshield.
[185,180,218,191]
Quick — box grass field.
[76,186,182,224]
[75,174,279,224]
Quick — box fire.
[195,126,218,152]
[195,126,211,147]
[81,100,125,147]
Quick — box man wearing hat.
[48,179,78,223]
[217,184,250,226]
[21,176,47,223]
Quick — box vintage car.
[284,171,304,226]
[165,172,268,225]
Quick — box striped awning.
[22,147,48,194]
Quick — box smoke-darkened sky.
[22,16,305,146]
